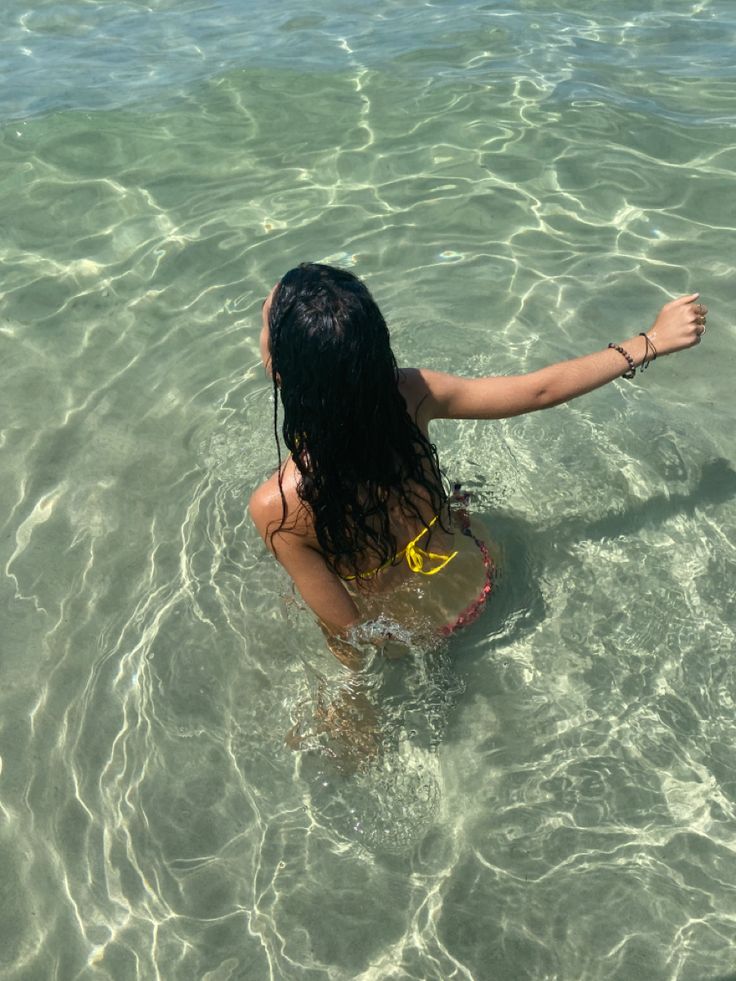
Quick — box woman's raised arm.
[411,294,707,423]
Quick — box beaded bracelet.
[608,343,636,379]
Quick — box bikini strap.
[341,512,459,580]
[402,515,458,576]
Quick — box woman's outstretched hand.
[410,291,710,423]
[646,294,708,356]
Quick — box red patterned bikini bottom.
[439,489,496,637]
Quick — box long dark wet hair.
[268,262,448,579]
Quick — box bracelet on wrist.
[608,343,636,379]
[638,332,657,370]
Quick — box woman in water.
[250,263,707,663]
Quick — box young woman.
[249,263,707,657]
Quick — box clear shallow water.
[2,0,736,978]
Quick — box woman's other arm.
[248,485,360,635]
[411,294,706,422]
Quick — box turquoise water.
[2,0,736,978]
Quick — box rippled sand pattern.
[2,0,736,978]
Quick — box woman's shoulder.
[398,367,455,427]
[398,367,433,420]
[248,472,281,536]
[248,465,312,543]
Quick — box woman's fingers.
[691,301,708,334]
[652,293,710,353]
[669,292,700,308]
[678,294,707,333]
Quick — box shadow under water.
[479,456,736,654]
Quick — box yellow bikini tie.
[341,514,458,580]
[402,516,458,576]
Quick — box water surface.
[2,1,736,978]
